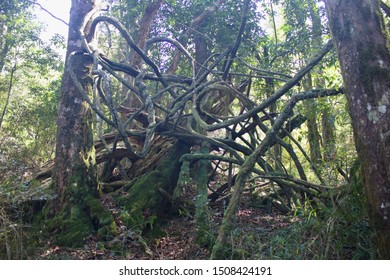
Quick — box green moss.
[42,196,118,246]
[81,143,96,169]
[117,141,190,230]
[210,240,232,259]
[194,142,212,247]
[173,160,190,207]
[117,170,166,228]
[34,170,117,247]
[47,205,94,247]
[85,196,117,240]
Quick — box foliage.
[0,2,63,184]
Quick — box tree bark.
[49,0,116,247]
[53,0,97,211]
[129,0,163,69]
[325,0,390,259]
[0,63,16,130]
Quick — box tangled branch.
[66,4,343,202]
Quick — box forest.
[1,0,390,260]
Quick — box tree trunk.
[129,0,163,69]
[167,0,223,74]
[120,0,163,118]
[0,63,16,130]
[321,106,336,161]
[325,0,390,259]
[48,0,116,247]
[0,38,10,73]
[264,45,282,170]
[303,75,322,164]
[193,30,212,245]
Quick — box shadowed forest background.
[1,0,390,259]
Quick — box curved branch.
[236,56,292,78]
[88,15,163,81]
[79,2,110,53]
[180,153,241,165]
[208,40,334,131]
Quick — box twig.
[27,1,69,26]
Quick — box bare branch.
[27,0,69,26]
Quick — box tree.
[324,0,390,258]
[48,0,116,247]
[284,0,324,164]
[0,0,32,128]
[0,0,62,177]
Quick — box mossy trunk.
[46,0,116,247]
[325,0,390,259]
[116,140,190,230]
[210,165,249,259]
[194,141,212,246]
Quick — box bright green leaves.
[0,0,64,180]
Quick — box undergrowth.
[254,164,375,259]
[258,207,374,259]
[0,199,29,259]
[0,158,377,260]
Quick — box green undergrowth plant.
[256,162,375,259]
[0,198,30,259]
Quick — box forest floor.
[30,189,299,260]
